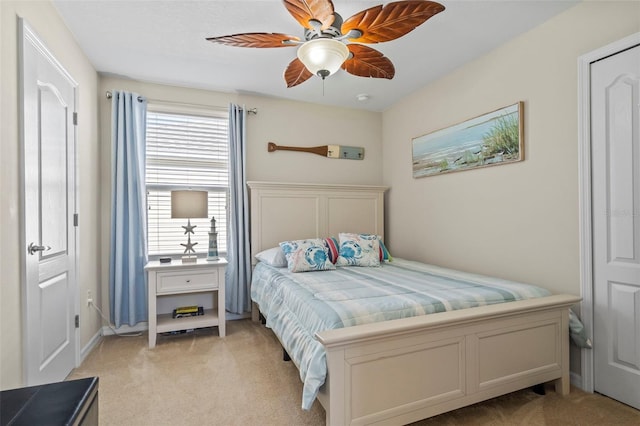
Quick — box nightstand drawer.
[156,270,218,294]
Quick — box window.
[145,108,229,257]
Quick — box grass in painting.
[483,113,519,157]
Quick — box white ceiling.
[52,0,579,112]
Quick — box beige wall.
[241,94,382,184]
[97,77,382,314]
[1,0,101,389]
[382,1,640,297]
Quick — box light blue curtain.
[109,90,148,327]
[226,104,252,314]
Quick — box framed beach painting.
[412,102,524,178]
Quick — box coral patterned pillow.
[279,238,335,273]
[336,233,380,267]
[324,237,340,264]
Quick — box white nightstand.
[145,258,227,348]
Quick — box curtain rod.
[105,91,258,114]
[105,91,144,102]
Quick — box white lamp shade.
[297,38,349,77]
[171,190,208,218]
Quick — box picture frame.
[412,102,524,178]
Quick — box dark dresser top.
[1,377,98,426]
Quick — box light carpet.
[68,319,639,425]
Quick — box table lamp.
[171,190,208,263]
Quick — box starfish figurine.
[181,234,198,254]
[182,219,197,235]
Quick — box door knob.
[28,243,51,255]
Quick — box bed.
[247,181,580,426]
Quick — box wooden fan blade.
[342,1,445,44]
[341,44,395,79]
[284,58,313,88]
[283,0,335,30]
[206,33,300,48]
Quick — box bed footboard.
[316,294,579,426]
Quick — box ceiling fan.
[206,0,445,88]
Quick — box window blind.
[146,110,229,256]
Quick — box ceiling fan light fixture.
[297,38,349,79]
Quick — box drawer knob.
[186,279,191,283]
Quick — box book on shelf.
[172,305,204,318]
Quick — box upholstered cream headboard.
[246,181,388,263]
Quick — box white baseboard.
[101,321,148,336]
[570,371,587,391]
[226,312,251,321]
[79,328,102,365]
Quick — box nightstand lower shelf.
[156,309,221,334]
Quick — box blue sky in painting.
[412,104,519,157]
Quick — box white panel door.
[591,44,640,409]
[19,19,78,385]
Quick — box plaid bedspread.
[250,258,552,410]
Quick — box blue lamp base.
[207,231,219,261]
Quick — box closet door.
[591,43,640,410]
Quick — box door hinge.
[73,112,78,125]
[73,213,78,227]
[75,314,79,328]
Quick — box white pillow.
[336,233,381,267]
[255,247,287,267]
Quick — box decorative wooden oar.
[267,142,364,160]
